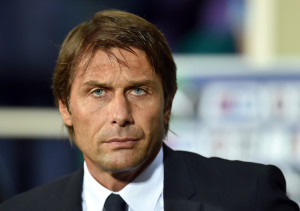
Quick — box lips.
[103,138,138,149]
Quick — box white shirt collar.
[82,147,164,211]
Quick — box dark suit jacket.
[0,145,299,211]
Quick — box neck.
[84,153,158,192]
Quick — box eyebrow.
[82,79,156,88]
[127,80,156,88]
[82,80,111,88]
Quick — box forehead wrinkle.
[89,49,132,75]
[75,48,155,85]
[74,56,118,84]
[94,47,137,72]
[81,68,158,88]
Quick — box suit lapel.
[163,145,224,211]
[60,166,84,211]
[163,145,202,211]
[56,147,223,211]
[58,150,198,211]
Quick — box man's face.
[59,48,171,173]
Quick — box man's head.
[52,10,177,174]
[53,10,177,141]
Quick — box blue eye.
[93,89,104,96]
[133,88,145,95]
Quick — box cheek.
[70,101,107,141]
[134,102,165,135]
[71,97,108,122]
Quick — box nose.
[110,92,134,127]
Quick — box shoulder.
[166,146,267,174]
[0,167,83,211]
[164,145,268,189]
[167,148,299,210]
[173,149,283,190]
[179,149,266,171]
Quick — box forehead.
[74,48,154,80]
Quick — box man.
[0,10,299,211]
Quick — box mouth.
[103,138,139,149]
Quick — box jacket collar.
[60,145,222,211]
[61,166,84,211]
[163,144,201,211]
[163,144,223,211]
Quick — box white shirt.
[82,148,164,211]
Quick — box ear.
[58,100,73,126]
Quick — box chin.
[103,153,149,174]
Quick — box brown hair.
[52,10,177,141]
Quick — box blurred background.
[1,0,300,205]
